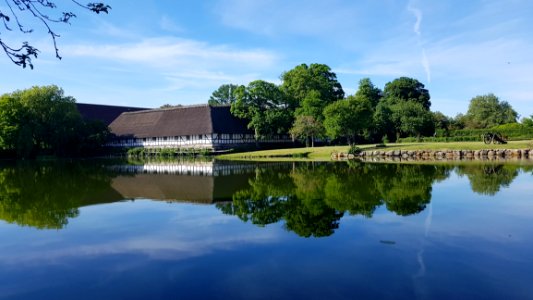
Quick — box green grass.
[217,140,533,161]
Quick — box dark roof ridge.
[209,104,232,108]
[77,103,150,109]
[121,103,211,115]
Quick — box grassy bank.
[217,140,533,161]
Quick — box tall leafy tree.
[281,63,344,109]
[290,115,324,147]
[208,84,239,106]
[383,77,431,110]
[231,80,292,139]
[432,111,452,134]
[0,85,109,157]
[522,115,533,127]
[355,78,382,109]
[353,78,383,141]
[295,90,326,121]
[463,94,518,129]
[376,77,432,139]
[323,96,373,144]
[373,101,395,141]
[0,1,110,68]
[391,101,435,138]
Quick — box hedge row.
[435,127,533,139]
[398,136,480,143]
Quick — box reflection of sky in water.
[0,169,532,299]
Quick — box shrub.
[199,148,212,156]
[348,144,362,155]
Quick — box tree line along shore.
[1,63,533,159]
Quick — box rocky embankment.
[332,149,533,161]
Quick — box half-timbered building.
[108,104,292,149]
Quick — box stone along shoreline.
[332,149,533,161]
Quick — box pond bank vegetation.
[217,140,533,161]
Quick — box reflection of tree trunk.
[255,128,259,148]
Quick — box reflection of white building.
[108,161,290,203]
[107,104,292,150]
[109,161,283,176]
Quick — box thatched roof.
[109,104,252,138]
[76,103,150,125]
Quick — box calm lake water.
[0,159,532,300]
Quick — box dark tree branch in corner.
[0,0,110,69]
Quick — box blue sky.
[1,0,532,118]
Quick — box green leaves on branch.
[522,115,533,127]
[208,84,239,106]
[230,80,292,139]
[290,115,324,147]
[281,63,344,108]
[323,96,373,144]
[383,77,431,110]
[463,94,518,129]
[390,101,435,138]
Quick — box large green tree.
[281,63,344,109]
[390,101,435,138]
[355,78,382,109]
[377,77,432,140]
[433,111,451,133]
[522,115,533,127]
[323,96,373,144]
[463,94,518,129]
[0,85,109,157]
[208,84,239,106]
[383,77,431,110]
[373,101,395,141]
[231,80,292,139]
[295,90,326,121]
[353,78,383,142]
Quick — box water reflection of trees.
[217,163,454,238]
[0,161,117,229]
[456,164,521,196]
[1,160,528,232]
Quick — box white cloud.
[407,5,422,36]
[421,49,431,83]
[407,1,431,83]
[60,37,280,99]
[65,37,278,69]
